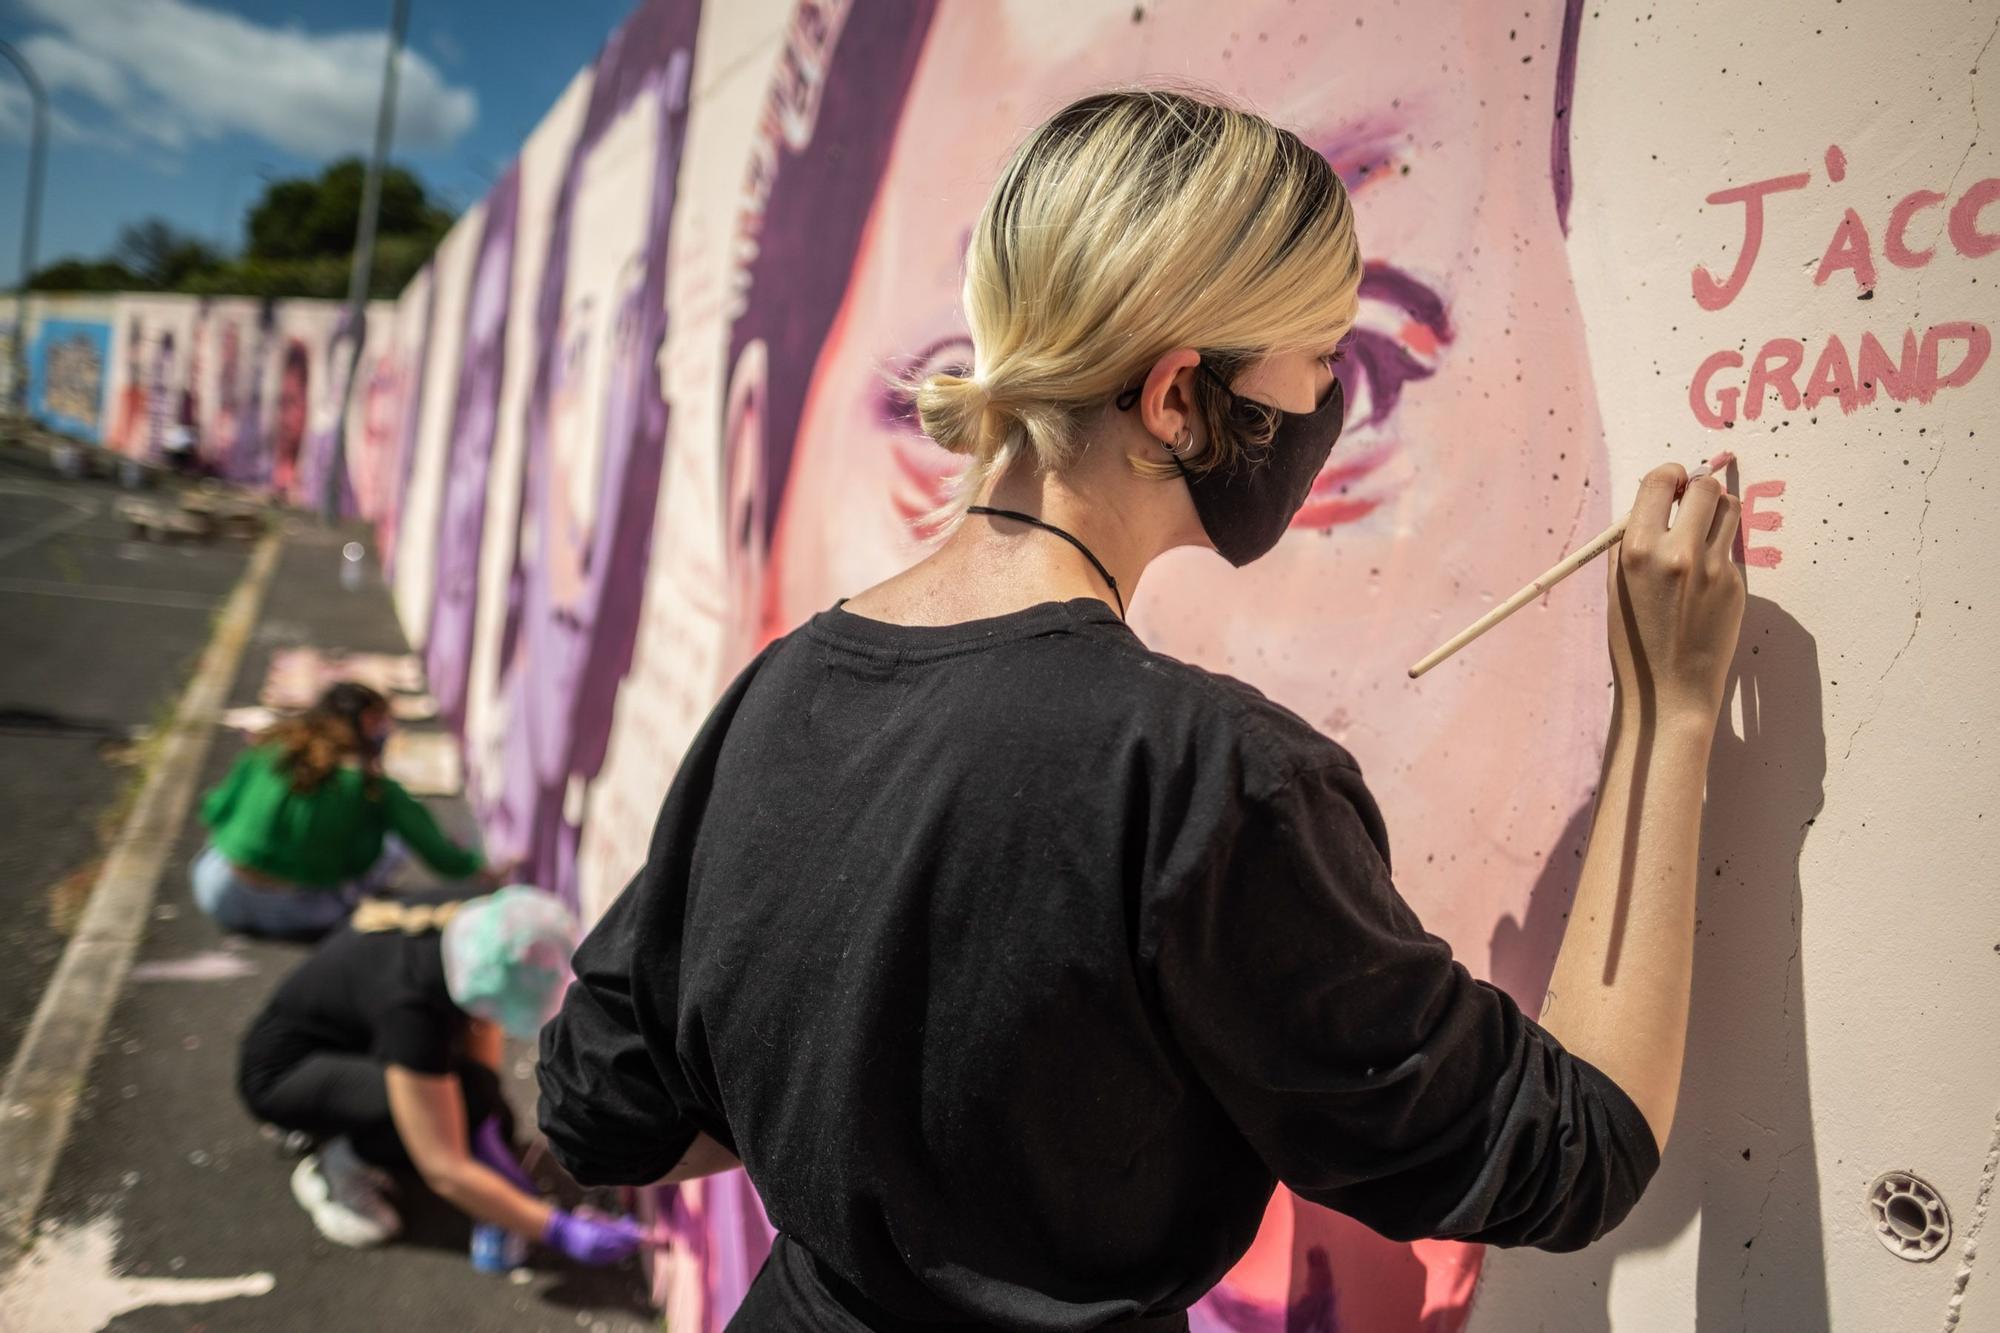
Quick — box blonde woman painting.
[722,3,1620,1318]
[541,89,1742,1330]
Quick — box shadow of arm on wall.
[1470,595,1831,1332]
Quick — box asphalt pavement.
[0,446,655,1332]
[0,452,247,1074]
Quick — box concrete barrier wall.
[22,2,1997,1328]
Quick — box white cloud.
[18,34,131,110]
[9,0,478,160]
[0,67,117,148]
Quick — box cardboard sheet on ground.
[257,648,436,719]
[380,731,464,796]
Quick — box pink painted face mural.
[737,2,1608,1328]
[225,302,278,488]
[297,308,363,515]
[376,277,436,574]
[274,341,309,501]
[177,302,205,443]
[354,345,407,524]
[212,318,242,470]
[109,317,146,455]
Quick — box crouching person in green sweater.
[194,682,500,939]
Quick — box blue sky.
[0,0,640,287]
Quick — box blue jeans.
[190,844,357,939]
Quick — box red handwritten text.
[1689,148,1994,428]
[1691,322,1990,426]
[1736,479,1785,568]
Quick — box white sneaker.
[290,1137,402,1247]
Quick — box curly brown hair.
[261,681,387,794]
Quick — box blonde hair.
[915,88,1361,512]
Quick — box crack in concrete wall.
[1940,1102,2000,1331]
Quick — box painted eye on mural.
[875,334,976,433]
[1290,262,1452,531]
[1316,129,1408,198]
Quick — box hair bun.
[914,369,995,457]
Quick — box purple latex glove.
[542,1210,644,1266]
[471,1117,538,1195]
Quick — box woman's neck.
[845,430,1184,628]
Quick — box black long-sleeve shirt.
[538,598,1659,1330]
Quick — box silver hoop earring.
[1164,426,1193,457]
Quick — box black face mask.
[1119,365,1346,567]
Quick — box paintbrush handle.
[1407,515,1629,679]
[1407,457,1730,679]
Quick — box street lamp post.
[0,40,48,420]
[322,0,409,523]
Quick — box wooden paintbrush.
[1407,452,1735,679]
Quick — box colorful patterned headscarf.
[440,886,578,1038]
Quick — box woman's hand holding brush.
[1607,459,1746,723]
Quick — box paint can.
[470,1223,529,1274]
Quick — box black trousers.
[243,1052,511,1168]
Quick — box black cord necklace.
[966,505,1124,619]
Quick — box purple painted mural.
[484,0,701,910]
[13,2,1668,1327]
[425,166,520,734]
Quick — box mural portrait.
[224,301,279,488]
[144,329,178,462]
[29,319,112,442]
[486,0,702,907]
[425,166,522,734]
[271,337,311,500]
[375,270,437,573]
[107,316,147,455]
[719,0,941,679]
[208,311,246,476]
[296,305,370,516]
[177,299,206,441]
[31,1,1986,1328]
[717,2,1610,1328]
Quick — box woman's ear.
[1138,348,1202,449]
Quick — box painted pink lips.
[1292,438,1399,528]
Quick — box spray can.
[470,1223,529,1274]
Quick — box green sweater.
[200,745,485,889]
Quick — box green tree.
[244,178,322,262]
[26,257,145,292]
[32,161,453,300]
[113,217,224,288]
[247,158,452,263]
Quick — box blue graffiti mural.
[29,319,112,443]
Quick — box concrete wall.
[27,2,1999,1327]
[11,290,390,512]
[1472,3,1999,1330]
